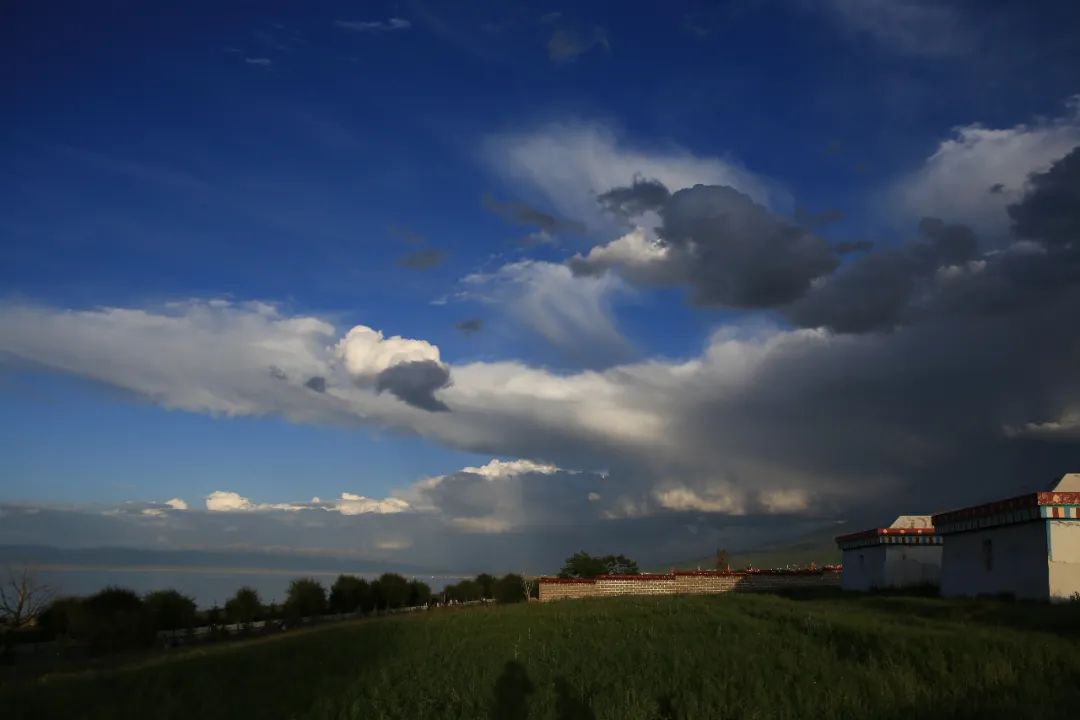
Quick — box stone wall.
[538,568,840,602]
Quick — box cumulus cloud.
[335,325,452,411]
[892,97,1080,238]
[205,489,409,516]
[482,122,785,231]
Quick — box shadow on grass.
[489,661,600,720]
[764,586,1080,638]
[490,661,534,720]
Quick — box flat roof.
[932,491,1080,534]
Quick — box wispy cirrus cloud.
[334,18,411,33]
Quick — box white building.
[836,515,942,591]
[933,473,1080,601]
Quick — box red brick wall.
[538,569,840,602]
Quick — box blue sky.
[3,1,1080,570]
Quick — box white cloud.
[333,493,410,515]
[892,98,1080,239]
[570,227,670,279]
[206,491,257,512]
[654,486,745,514]
[459,458,561,478]
[335,325,441,379]
[482,121,785,230]
[460,260,633,361]
[205,489,409,515]
[244,57,273,66]
[165,498,188,511]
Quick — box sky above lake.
[3,0,1080,572]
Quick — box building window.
[982,539,993,572]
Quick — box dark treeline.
[9,570,537,657]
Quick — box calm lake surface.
[35,566,469,609]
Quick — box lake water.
[35,565,469,609]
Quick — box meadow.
[3,590,1079,720]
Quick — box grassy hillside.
[671,525,844,571]
[4,591,1079,719]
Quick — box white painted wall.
[1048,520,1080,601]
[940,521,1049,599]
[842,545,941,590]
[841,546,885,591]
[882,545,942,587]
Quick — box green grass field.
[4,590,1079,720]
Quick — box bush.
[36,596,84,640]
[74,587,154,653]
[145,590,197,633]
[284,579,327,620]
[329,575,372,614]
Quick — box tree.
[494,573,526,604]
[557,552,639,579]
[0,565,53,629]
[475,573,496,599]
[446,579,481,602]
[225,586,263,627]
[521,574,538,601]
[74,587,153,653]
[374,573,410,609]
[145,589,197,633]
[408,579,432,607]
[284,578,327,619]
[329,575,371,614]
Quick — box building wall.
[940,521,1049,600]
[538,570,840,602]
[840,545,941,590]
[841,546,885,591]
[882,545,942,588]
[1048,520,1080,601]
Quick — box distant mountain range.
[0,544,444,576]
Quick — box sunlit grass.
[4,591,1079,719]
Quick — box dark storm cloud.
[304,376,327,393]
[577,181,839,307]
[659,185,838,307]
[375,360,451,412]
[397,248,446,270]
[786,217,979,333]
[794,207,846,229]
[833,240,873,255]
[1008,145,1080,248]
[482,193,586,236]
[455,319,483,335]
[596,177,670,219]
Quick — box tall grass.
[3,591,1078,719]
